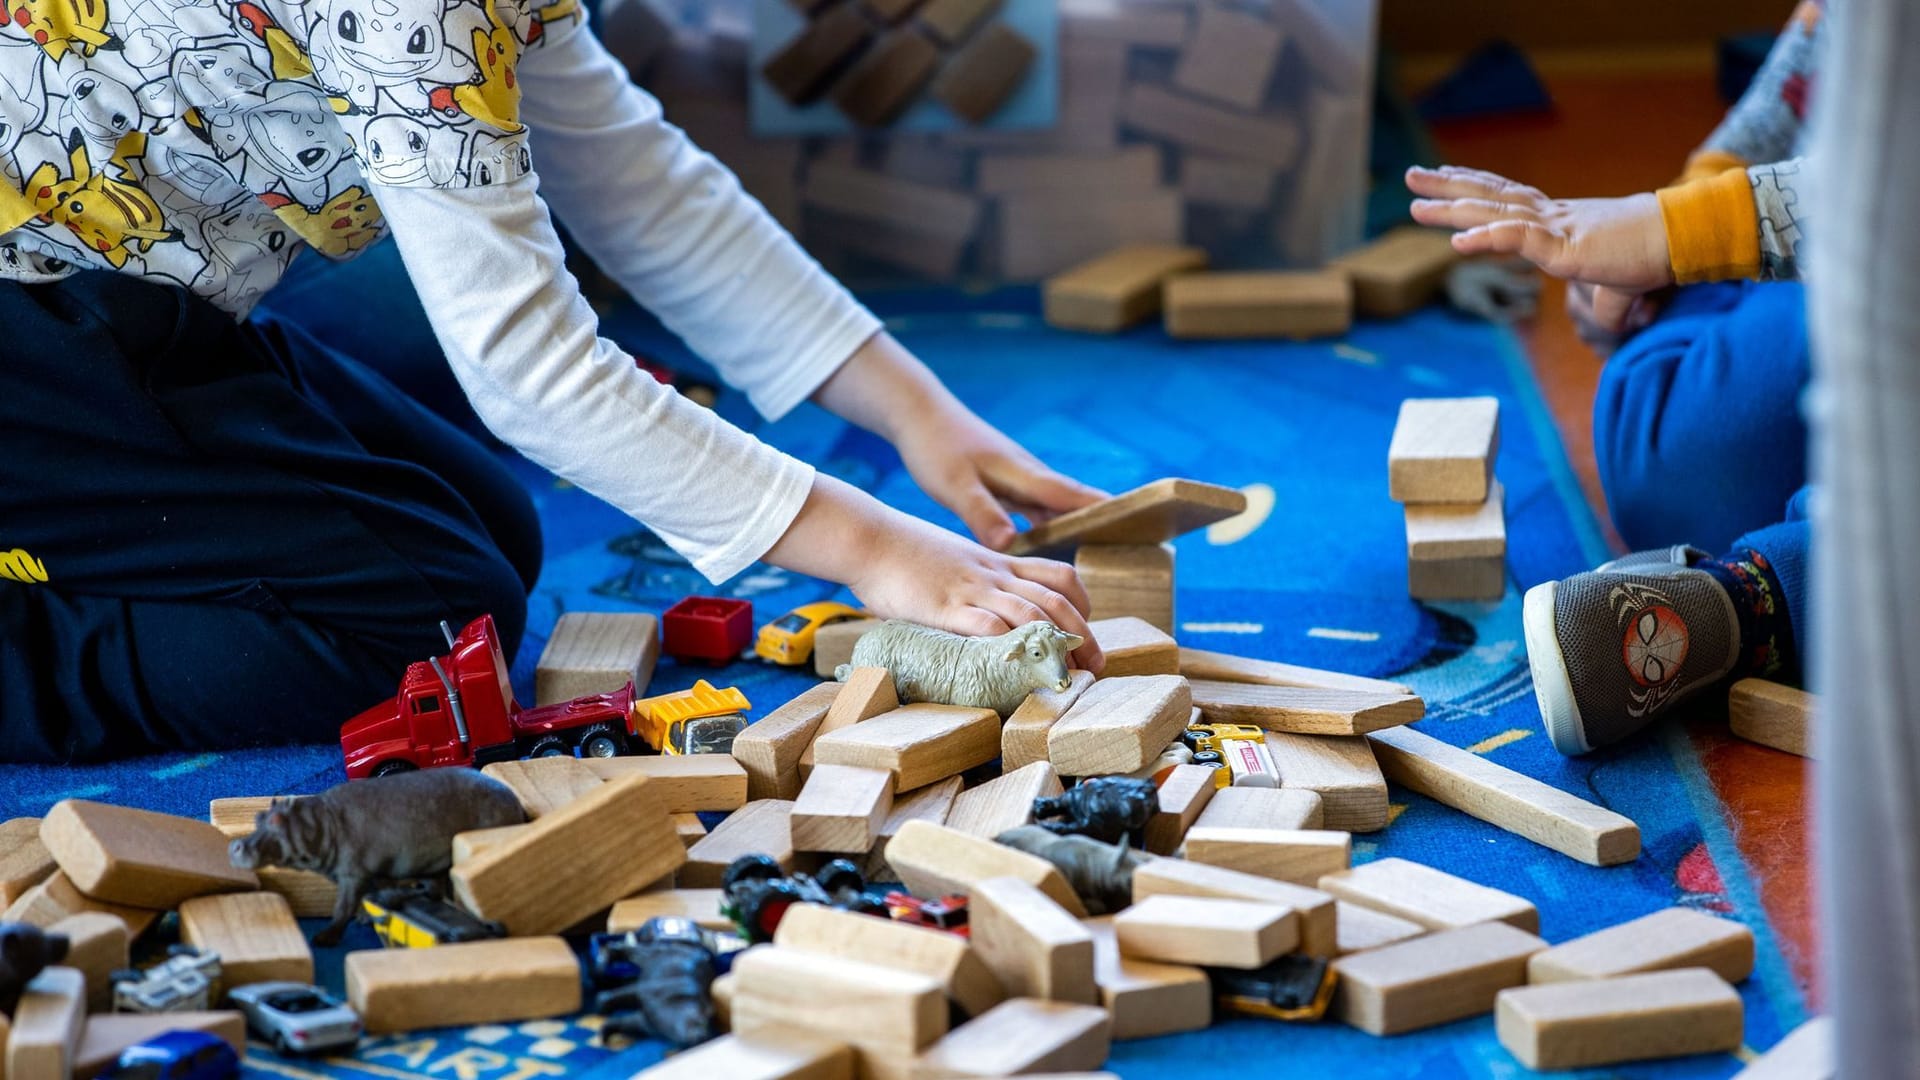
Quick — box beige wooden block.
[1008,479,1247,557]
[982,146,1163,197]
[1388,397,1501,504]
[774,903,1005,1018]
[1264,731,1391,833]
[1131,857,1338,957]
[479,757,605,819]
[890,821,1088,918]
[710,970,734,1028]
[535,611,660,705]
[608,888,733,933]
[812,704,1000,791]
[913,998,1111,1077]
[791,766,895,854]
[1734,1016,1834,1080]
[1368,725,1642,866]
[1729,679,1817,759]
[8,967,84,1080]
[0,817,56,907]
[346,937,581,1034]
[1404,480,1506,560]
[73,1013,245,1080]
[3,871,159,938]
[736,683,841,801]
[806,161,981,241]
[1179,155,1276,212]
[916,0,1001,45]
[803,666,899,773]
[1119,83,1300,169]
[932,22,1037,124]
[968,877,1097,1004]
[206,798,283,839]
[1527,907,1754,984]
[451,774,685,935]
[1190,786,1323,832]
[683,800,803,888]
[833,30,942,127]
[1181,827,1350,886]
[48,913,127,1012]
[1082,916,1210,1039]
[762,1,875,106]
[813,620,881,678]
[860,775,964,880]
[730,946,948,1058]
[1143,764,1218,856]
[1085,617,1178,678]
[256,867,337,919]
[1171,2,1284,110]
[1409,552,1507,602]
[453,823,534,865]
[1048,675,1190,777]
[1495,968,1743,1070]
[178,891,313,991]
[40,801,256,909]
[582,753,749,812]
[1115,895,1297,970]
[1331,226,1462,317]
[632,1032,854,1080]
[1318,857,1538,933]
[947,762,1062,838]
[674,813,707,847]
[997,188,1184,282]
[1189,680,1422,736]
[1332,921,1545,1035]
[1003,672,1096,773]
[1165,271,1353,340]
[1336,901,1427,956]
[1075,544,1175,633]
[1044,246,1206,333]
[1178,647,1414,695]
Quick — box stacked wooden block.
[1389,396,1506,602]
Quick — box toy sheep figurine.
[836,620,1083,718]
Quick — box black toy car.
[718,855,887,943]
[1210,954,1338,1022]
[362,882,506,948]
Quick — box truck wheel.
[371,760,417,778]
[526,736,570,758]
[577,725,626,759]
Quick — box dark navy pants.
[0,266,539,763]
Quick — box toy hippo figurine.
[1034,776,1158,845]
[995,825,1148,916]
[229,768,525,946]
[837,620,1083,718]
[0,922,70,1013]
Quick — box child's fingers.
[948,605,1014,639]
[1012,557,1093,616]
[1589,286,1639,333]
[1411,197,1541,230]
[979,590,1053,636]
[954,480,1020,551]
[1406,166,1545,204]
[1454,220,1563,269]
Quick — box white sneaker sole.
[1524,580,1594,756]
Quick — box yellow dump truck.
[631,680,752,755]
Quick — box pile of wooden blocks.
[1388,396,1506,602]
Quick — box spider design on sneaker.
[1610,581,1691,717]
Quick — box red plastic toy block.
[662,597,754,665]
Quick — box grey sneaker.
[1523,549,1739,755]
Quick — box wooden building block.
[980,146,1163,196]
[582,753,750,812]
[946,762,1062,838]
[1143,764,1218,855]
[736,683,841,800]
[479,757,604,819]
[812,704,1000,791]
[833,31,942,127]
[1048,675,1190,777]
[913,998,1111,1077]
[1527,907,1754,984]
[813,619,881,677]
[1729,678,1817,759]
[1408,553,1506,602]
[1119,83,1300,169]
[762,2,875,106]
[674,812,707,847]
[1171,2,1284,110]
[933,23,1036,125]
[48,913,127,1012]
[206,798,282,839]
[730,946,949,1058]
[1165,271,1353,340]
[8,967,85,1080]
[1179,156,1276,212]
[1044,246,1205,333]
[1114,895,1296,970]
[1734,1016,1834,1080]
[791,766,895,853]
[889,821,1087,917]
[1009,479,1247,557]
[917,0,1001,44]
[1076,546,1175,633]
[1086,617,1178,678]
[1131,858,1337,957]
[1003,671,1095,773]
[1317,857,1538,933]
[256,868,336,920]
[803,666,899,773]
[1368,725,1642,866]
[1331,226,1462,317]
[0,817,55,906]
[682,800,803,888]
[1190,787,1323,832]
[454,823,532,865]
[3,871,158,938]
[860,775,963,879]
[774,903,1005,1018]
[1082,916,1209,1038]
[632,1032,854,1080]
[1178,647,1414,695]
[346,937,581,1034]
[73,1014,245,1080]
[1181,827,1350,886]
[1387,397,1501,504]
[1404,480,1506,560]
[1263,731,1390,833]
[178,891,313,990]
[608,888,733,933]
[451,774,685,935]
[41,801,256,910]
[1495,968,1743,1070]
[968,877,1098,1003]
[535,611,660,705]
[1189,680,1422,736]
[863,0,927,24]
[1331,921,1546,1035]
[1335,901,1427,956]
[997,188,1184,281]
[806,161,983,242]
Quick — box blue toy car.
[101,1030,239,1080]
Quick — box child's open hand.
[893,411,1107,553]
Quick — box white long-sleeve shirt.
[0,0,880,581]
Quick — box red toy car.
[885,891,969,937]
[662,597,753,665]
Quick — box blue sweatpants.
[1593,281,1811,663]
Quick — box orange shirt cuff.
[1657,169,1762,284]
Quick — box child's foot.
[1523,547,1741,754]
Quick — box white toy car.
[111,947,222,1014]
[228,982,362,1056]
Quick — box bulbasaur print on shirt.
[0,0,575,313]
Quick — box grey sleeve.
[1750,158,1807,281]
[1701,4,1824,165]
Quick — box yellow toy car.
[754,601,865,667]
[631,680,752,755]
[1186,723,1280,789]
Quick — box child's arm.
[1680,1,1824,183]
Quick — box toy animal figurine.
[994,825,1150,916]
[1034,776,1158,845]
[0,922,70,1013]
[592,917,717,1051]
[838,620,1084,718]
[228,769,525,946]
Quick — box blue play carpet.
[0,289,1804,1079]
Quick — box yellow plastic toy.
[1187,722,1280,789]
[631,680,752,755]
[754,601,866,667]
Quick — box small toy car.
[754,602,866,667]
[1210,954,1338,1022]
[112,947,222,1014]
[884,891,969,937]
[228,982,362,1056]
[1185,723,1280,789]
[100,1030,239,1080]
[363,882,507,948]
[720,855,887,943]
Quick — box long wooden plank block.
[888,821,1087,917]
[74,1014,245,1080]
[682,800,804,888]
[1387,397,1501,505]
[1130,857,1336,958]
[1114,895,1297,969]
[932,22,1036,124]
[1332,922,1545,1035]
[582,753,749,812]
[0,817,56,906]
[1144,764,1221,856]
[1262,731,1389,833]
[791,766,895,854]
[41,802,256,908]
[178,891,313,988]
[911,998,1111,1077]
[50,912,128,1011]
[1495,968,1743,1070]
[1180,827,1351,886]
[1728,678,1817,758]
[1178,647,1413,695]
[346,938,581,1033]
[8,968,87,1080]
[607,888,733,933]
[1008,479,1247,556]
[1317,857,1538,933]
[730,946,948,1059]
[862,775,964,879]
[813,704,1001,791]
[1189,680,1422,736]
[803,666,899,775]
[1082,915,1211,1039]
[2,871,159,938]
[535,611,659,705]
[1119,83,1301,169]
[968,877,1097,1003]
[1048,675,1191,776]
[1190,787,1323,832]
[1003,672,1095,773]
[1330,226,1461,318]
[480,757,604,819]
[946,762,1062,838]
[774,902,1005,1018]
[1086,617,1179,678]
[735,683,841,801]
[1164,271,1353,340]
[1527,907,1754,984]
[1044,246,1205,333]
